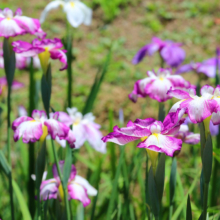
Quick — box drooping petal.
[40,178,59,200]
[84,122,106,153]
[75,1,92,26]
[40,1,64,23]
[65,129,76,148]
[175,63,194,74]
[211,111,220,125]
[68,182,91,207]
[49,49,67,70]
[12,116,33,130]
[132,45,150,65]
[74,175,97,196]
[167,88,193,100]
[137,134,182,157]
[72,123,87,148]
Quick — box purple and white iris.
[12,38,67,71]
[168,85,220,124]
[176,58,219,78]
[40,0,92,28]
[0,8,41,38]
[129,68,194,103]
[58,108,106,153]
[102,108,186,157]
[40,161,97,206]
[132,37,185,67]
[12,110,75,148]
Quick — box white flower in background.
[40,0,92,28]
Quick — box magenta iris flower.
[129,68,195,103]
[12,110,75,148]
[40,161,97,206]
[132,37,185,67]
[168,85,220,124]
[176,58,219,78]
[0,8,41,38]
[102,108,186,157]
[12,38,67,71]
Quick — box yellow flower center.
[58,184,64,201]
[70,2,75,7]
[40,125,48,142]
[152,133,159,141]
[159,77,164,81]
[38,47,51,74]
[140,136,148,141]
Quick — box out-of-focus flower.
[0,77,24,96]
[209,121,219,136]
[12,110,75,148]
[58,108,106,153]
[40,0,92,28]
[12,38,67,72]
[102,108,187,157]
[174,124,200,144]
[168,85,220,124]
[176,58,219,78]
[0,8,41,38]
[40,161,97,206]
[31,171,47,181]
[129,68,195,103]
[132,37,185,67]
[18,105,28,117]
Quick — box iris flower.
[176,58,220,78]
[12,110,75,148]
[102,108,186,157]
[168,85,220,124]
[40,161,97,206]
[57,108,106,153]
[0,8,41,38]
[40,0,92,28]
[129,68,195,103]
[12,38,67,72]
[132,37,185,67]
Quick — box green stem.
[51,139,70,220]
[28,58,35,217]
[145,154,150,220]
[158,102,165,122]
[202,183,209,220]
[7,84,14,220]
[169,205,173,220]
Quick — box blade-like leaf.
[170,158,177,204]
[63,146,72,186]
[186,195,192,220]
[41,64,52,116]
[12,180,32,220]
[155,154,165,202]
[3,38,15,87]
[0,150,11,176]
[199,122,206,158]
[202,134,213,183]
[83,49,111,114]
[158,102,165,122]
[148,166,160,218]
[200,169,204,207]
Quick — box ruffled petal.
[137,134,182,157]
[40,178,59,200]
[68,182,91,207]
[74,175,97,196]
[49,49,67,70]
[200,85,214,99]
[58,111,73,127]
[167,88,193,100]
[134,118,156,128]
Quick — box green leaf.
[148,166,160,218]
[63,146,72,187]
[0,150,11,176]
[170,158,177,204]
[106,145,125,220]
[155,154,165,202]
[158,102,165,122]
[202,134,213,183]
[41,64,52,116]
[76,203,84,220]
[200,169,204,207]
[186,195,192,220]
[3,38,15,87]
[199,122,206,158]
[83,49,111,114]
[12,180,32,220]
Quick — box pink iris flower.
[102,108,186,157]
[132,37,185,67]
[12,110,75,148]
[176,58,219,78]
[40,161,97,206]
[129,68,195,103]
[167,85,220,124]
[0,8,41,38]
[12,38,67,71]
[57,108,106,153]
